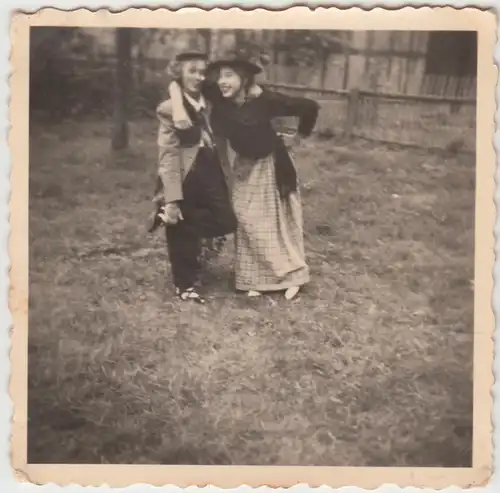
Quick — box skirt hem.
[235,272,310,292]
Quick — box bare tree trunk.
[112,28,132,150]
[136,30,152,87]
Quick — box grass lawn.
[27,116,475,466]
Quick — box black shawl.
[206,85,319,198]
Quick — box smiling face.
[217,66,245,99]
[180,60,207,96]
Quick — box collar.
[183,92,206,112]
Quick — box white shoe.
[247,290,262,297]
[285,286,300,300]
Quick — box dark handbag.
[147,196,166,233]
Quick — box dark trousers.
[165,221,201,291]
[164,147,236,291]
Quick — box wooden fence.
[130,55,477,153]
[265,83,476,154]
[30,55,476,154]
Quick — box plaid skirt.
[232,151,309,292]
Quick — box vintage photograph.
[8,6,495,490]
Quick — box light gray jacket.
[153,99,232,205]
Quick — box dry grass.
[28,117,474,466]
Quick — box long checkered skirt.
[232,151,309,292]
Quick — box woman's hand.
[159,202,184,225]
[201,129,214,149]
[173,118,193,130]
[172,100,193,130]
[279,132,303,149]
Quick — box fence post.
[344,87,360,140]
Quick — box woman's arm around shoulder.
[200,77,224,104]
[166,80,192,129]
[166,78,223,127]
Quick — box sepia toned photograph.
[9,6,495,490]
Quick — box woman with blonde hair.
[150,51,236,303]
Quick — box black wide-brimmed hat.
[175,51,208,62]
[207,51,264,75]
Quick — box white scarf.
[183,92,207,113]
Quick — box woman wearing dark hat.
[150,50,237,304]
[168,50,319,300]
